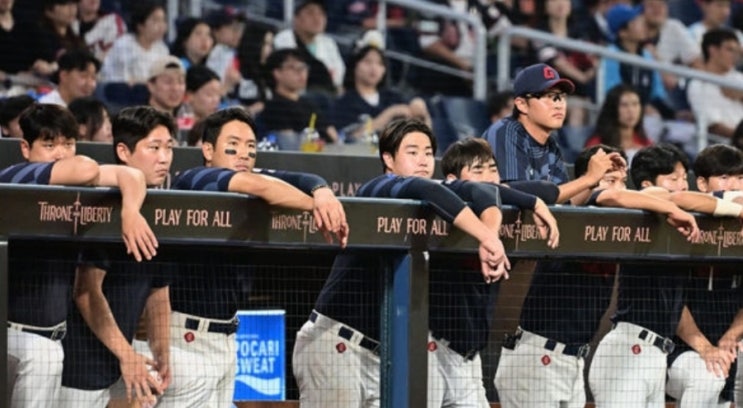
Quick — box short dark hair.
[574,144,626,178]
[112,106,175,164]
[186,65,220,92]
[440,138,495,177]
[54,49,100,84]
[630,144,689,188]
[377,118,436,173]
[68,97,109,141]
[343,45,387,90]
[693,144,743,179]
[264,48,306,89]
[701,28,738,62]
[131,1,164,35]
[201,107,258,146]
[0,95,35,127]
[19,104,79,144]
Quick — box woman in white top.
[99,1,168,85]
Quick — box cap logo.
[543,67,556,79]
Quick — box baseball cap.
[606,4,644,36]
[294,0,325,15]
[512,63,575,97]
[148,56,185,80]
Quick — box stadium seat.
[100,82,150,114]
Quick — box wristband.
[713,198,743,217]
[311,184,329,194]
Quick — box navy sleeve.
[507,180,560,204]
[442,179,502,216]
[585,189,604,206]
[498,186,538,209]
[171,166,236,192]
[357,175,467,223]
[254,168,327,195]
[0,162,55,184]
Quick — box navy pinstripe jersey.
[0,161,54,184]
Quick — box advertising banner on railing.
[233,310,286,401]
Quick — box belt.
[638,329,675,354]
[431,334,479,361]
[309,311,380,355]
[8,321,66,341]
[184,316,239,335]
[514,328,590,359]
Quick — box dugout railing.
[2,182,743,407]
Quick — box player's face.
[206,120,257,172]
[653,162,688,192]
[383,131,434,178]
[517,90,567,132]
[697,174,743,193]
[598,169,627,191]
[459,158,500,184]
[23,135,76,162]
[117,125,174,187]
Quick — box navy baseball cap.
[513,63,575,97]
[606,4,644,36]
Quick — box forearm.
[721,308,743,343]
[145,287,170,357]
[556,175,598,203]
[98,165,147,214]
[75,274,134,360]
[452,207,497,243]
[230,173,314,210]
[599,189,676,214]
[479,207,502,232]
[676,305,714,353]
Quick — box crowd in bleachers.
[2,0,743,161]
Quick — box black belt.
[509,330,591,358]
[310,311,380,355]
[639,329,675,354]
[184,317,239,335]
[8,322,66,341]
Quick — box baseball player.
[494,144,698,407]
[1,103,156,408]
[666,144,743,407]
[168,107,348,407]
[292,118,510,408]
[588,144,714,407]
[58,106,175,408]
[425,138,560,407]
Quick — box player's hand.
[312,187,349,248]
[119,350,163,404]
[532,199,559,249]
[585,148,625,183]
[699,344,736,378]
[121,209,158,262]
[478,237,510,283]
[154,352,171,391]
[718,333,742,355]
[665,209,700,242]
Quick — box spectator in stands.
[576,0,614,44]
[643,0,702,75]
[0,0,53,89]
[146,56,186,117]
[36,0,86,74]
[414,0,477,97]
[0,95,34,138]
[602,3,676,121]
[170,17,213,70]
[274,0,345,94]
[689,0,739,44]
[487,90,514,123]
[68,96,111,142]
[205,8,245,96]
[585,84,652,163]
[72,0,127,63]
[262,48,338,148]
[39,48,100,107]
[687,28,743,139]
[99,1,168,84]
[185,65,221,124]
[236,20,275,115]
[333,44,431,142]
